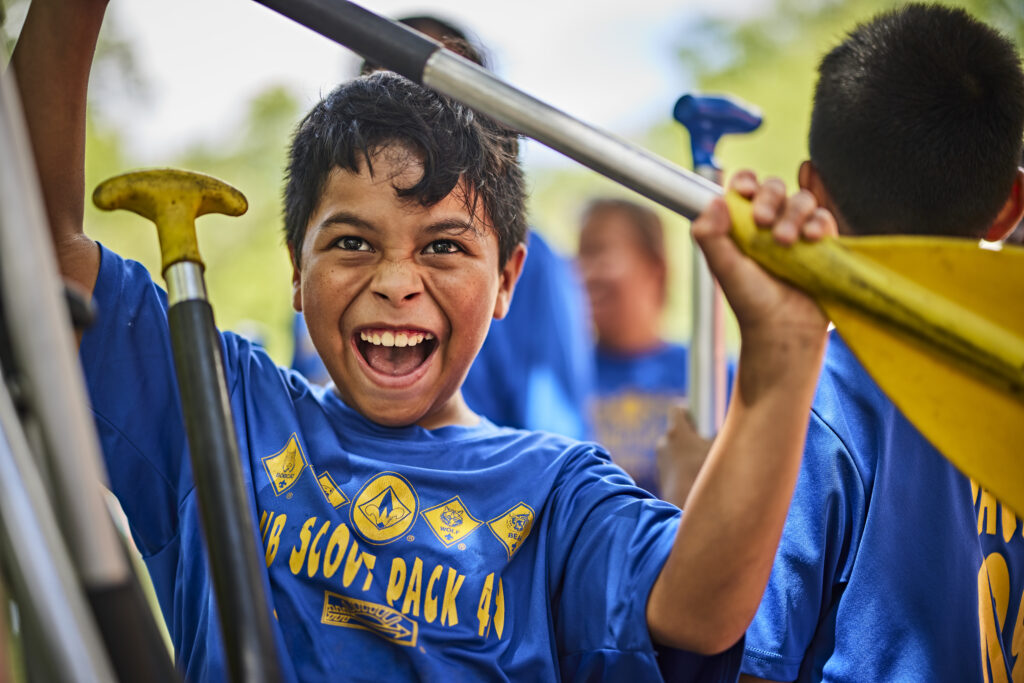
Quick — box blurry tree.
[7,0,1022,356]
[527,0,1024,344]
[5,0,301,362]
[671,0,1024,186]
[0,0,26,58]
[84,85,303,362]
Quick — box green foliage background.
[5,0,1024,362]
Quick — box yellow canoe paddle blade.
[724,192,1024,516]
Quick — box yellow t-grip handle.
[92,169,248,274]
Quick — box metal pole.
[0,366,114,683]
[252,0,723,220]
[92,169,284,683]
[0,62,179,683]
[0,46,124,594]
[674,94,763,437]
[166,262,284,683]
[688,168,727,438]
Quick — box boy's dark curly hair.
[284,71,526,267]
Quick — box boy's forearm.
[11,0,106,291]
[647,324,825,654]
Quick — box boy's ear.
[289,243,302,312]
[493,242,527,320]
[798,160,829,206]
[984,168,1024,242]
[799,160,849,234]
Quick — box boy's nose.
[371,259,422,304]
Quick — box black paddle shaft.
[168,299,282,683]
[256,0,440,81]
[252,0,721,221]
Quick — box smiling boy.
[15,0,835,680]
[284,101,526,429]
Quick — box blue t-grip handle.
[673,94,762,171]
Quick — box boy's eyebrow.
[316,212,482,237]
[317,211,378,232]
[424,218,482,237]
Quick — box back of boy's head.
[284,70,526,267]
[809,3,1024,238]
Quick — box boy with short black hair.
[14,0,836,680]
[721,5,1024,681]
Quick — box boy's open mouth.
[355,328,438,377]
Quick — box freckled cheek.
[302,268,365,326]
[429,269,499,341]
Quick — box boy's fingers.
[751,177,787,226]
[727,169,759,198]
[691,197,731,240]
[801,208,838,242]
[773,189,818,245]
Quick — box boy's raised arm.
[647,171,834,654]
[12,0,106,293]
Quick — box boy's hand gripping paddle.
[725,195,1024,506]
[93,169,283,683]
[674,94,762,438]
[252,0,1024,515]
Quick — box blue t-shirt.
[82,246,740,682]
[741,331,1024,682]
[591,344,689,495]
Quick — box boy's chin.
[337,385,457,430]
[365,405,428,428]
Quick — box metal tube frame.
[423,51,722,220]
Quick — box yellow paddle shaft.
[725,192,1024,398]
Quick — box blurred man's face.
[577,208,664,349]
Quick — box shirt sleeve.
[740,412,867,681]
[79,245,192,556]
[547,445,742,682]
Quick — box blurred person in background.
[291,12,594,439]
[578,198,686,494]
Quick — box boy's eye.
[423,240,463,255]
[334,236,372,252]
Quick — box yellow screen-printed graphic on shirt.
[972,478,1024,681]
[351,472,419,545]
[321,590,417,647]
[421,496,482,547]
[591,392,685,486]
[487,503,535,559]
[262,433,308,496]
[317,471,348,508]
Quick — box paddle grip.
[254,0,440,82]
[168,299,282,683]
[673,94,762,171]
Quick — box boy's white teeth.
[360,331,434,348]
